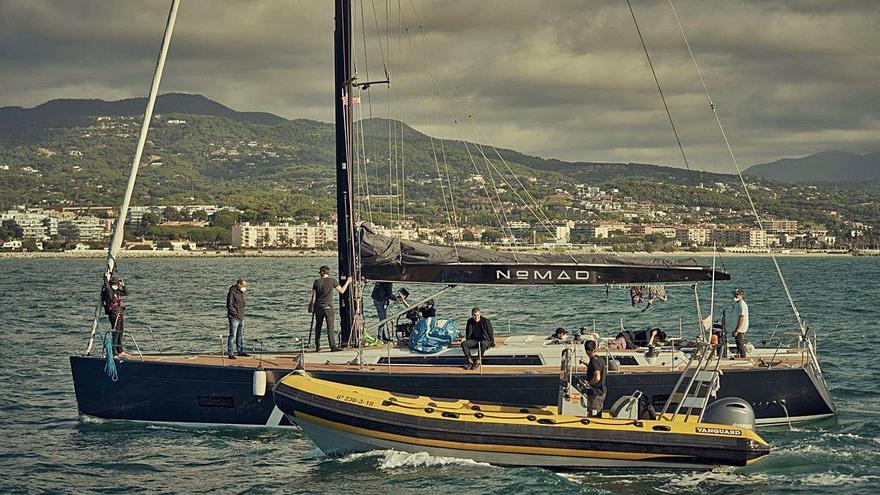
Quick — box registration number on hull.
[337,394,375,408]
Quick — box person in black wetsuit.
[309,265,352,351]
[461,307,494,369]
[101,272,128,356]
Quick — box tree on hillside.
[482,229,502,243]
[210,210,240,229]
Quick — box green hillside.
[0,94,877,230]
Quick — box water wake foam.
[335,449,491,469]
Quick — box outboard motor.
[702,397,757,431]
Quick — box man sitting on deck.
[461,307,495,369]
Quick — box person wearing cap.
[309,265,352,351]
[226,278,248,359]
[546,327,569,343]
[731,288,750,358]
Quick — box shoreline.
[0,248,870,259]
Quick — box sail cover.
[359,224,729,285]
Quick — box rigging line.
[404,26,459,258]
[406,2,571,258]
[356,89,374,223]
[408,18,577,259]
[397,0,406,225]
[626,0,697,189]
[412,42,452,230]
[468,118,579,263]
[666,0,808,338]
[404,4,463,235]
[466,140,510,243]
[477,144,518,255]
[405,23,461,236]
[368,0,389,78]
[399,7,506,242]
[357,0,377,216]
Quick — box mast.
[84,0,180,355]
[335,0,357,344]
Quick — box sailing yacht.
[69,0,834,429]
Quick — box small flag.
[352,95,361,106]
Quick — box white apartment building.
[675,227,712,246]
[232,222,338,249]
[712,228,767,248]
[1,209,51,240]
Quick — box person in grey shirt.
[731,288,750,358]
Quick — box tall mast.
[84,0,180,355]
[335,0,356,344]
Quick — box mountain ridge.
[0,93,288,130]
[745,150,880,184]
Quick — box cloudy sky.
[1,0,878,171]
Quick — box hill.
[1,94,876,230]
[0,93,287,135]
[745,151,880,184]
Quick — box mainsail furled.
[359,224,729,286]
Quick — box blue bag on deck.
[408,317,460,354]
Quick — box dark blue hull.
[69,356,835,427]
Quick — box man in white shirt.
[731,288,750,358]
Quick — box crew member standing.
[101,272,128,357]
[371,282,394,341]
[461,307,495,369]
[731,288,750,358]
[583,340,607,417]
[226,278,248,359]
[309,265,352,351]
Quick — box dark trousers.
[587,389,606,417]
[734,332,749,358]
[108,312,124,355]
[461,339,489,364]
[314,306,337,350]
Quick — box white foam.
[333,449,491,469]
[798,473,880,486]
[663,467,769,492]
[377,450,492,469]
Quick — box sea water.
[1,256,878,494]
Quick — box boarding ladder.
[660,342,722,422]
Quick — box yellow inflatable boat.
[273,371,770,470]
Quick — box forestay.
[359,224,729,286]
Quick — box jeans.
[227,316,244,355]
[374,299,390,341]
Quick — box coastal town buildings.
[231,222,338,249]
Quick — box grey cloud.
[1,0,877,172]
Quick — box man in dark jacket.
[461,307,495,369]
[101,272,128,356]
[226,278,248,359]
